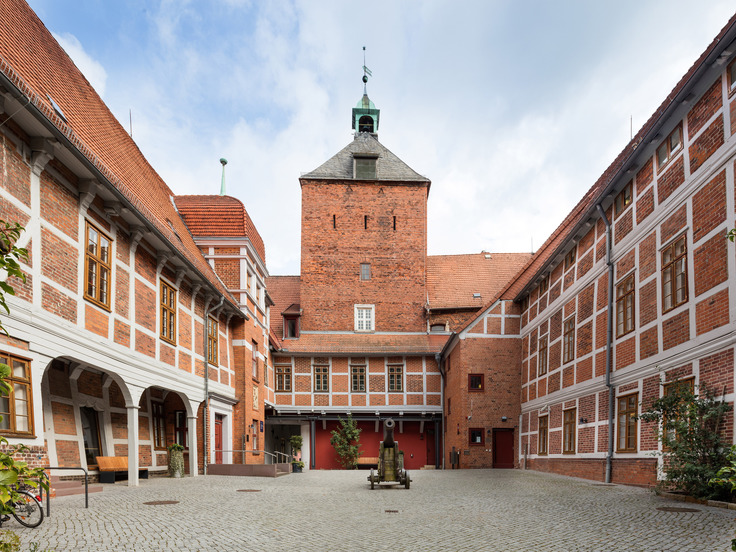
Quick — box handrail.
[213,449,278,463]
[41,466,89,517]
[272,451,292,463]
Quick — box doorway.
[215,414,224,464]
[80,407,101,469]
[492,429,514,469]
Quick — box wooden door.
[214,414,224,464]
[492,429,514,469]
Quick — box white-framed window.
[354,304,375,332]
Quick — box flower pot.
[168,450,184,478]
[292,463,303,473]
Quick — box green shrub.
[329,415,362,469]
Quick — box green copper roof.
[356,94,376,110]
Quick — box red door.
[425,426,436,468]
[492,429,514,469]
[215,415,224,464]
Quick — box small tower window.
[360,263,371,281]
[358,115,374,133]
[364,215,368,229]
[333,214,336,229]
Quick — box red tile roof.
[0,0,239,309]
[266,275,301,339]
[175,195,266,264]
[279,333,448,355]
[427,252,532,309]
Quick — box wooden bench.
[356,456,379,469]
[96,456,149,483]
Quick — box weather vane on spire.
[362,46,372,93]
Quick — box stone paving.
[6,469,735,551]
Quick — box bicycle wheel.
[12,491,43,528]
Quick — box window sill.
[275,390,292,393]
[468,389,484,393]
[83,296,111,313]
[0,432,36,439]
[469,443,485,447]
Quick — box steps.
[48,476,103,498]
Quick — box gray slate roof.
[301,132,430,182]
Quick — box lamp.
[579,417,588,424]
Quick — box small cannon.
[367,418,411,489]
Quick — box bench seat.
[356,456,379,469]
[96,456,149,483]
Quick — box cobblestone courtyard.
[10,470,736,551]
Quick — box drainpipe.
[596,204,615,484]
[203,295,225,475]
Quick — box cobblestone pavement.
[8,469,736,551]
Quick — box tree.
[639,380,732,500]
[329,415,362,469]
[0,220,47,513]
[0,220,28,336]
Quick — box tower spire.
[353,47,379,134]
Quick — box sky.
[25,0,736,275]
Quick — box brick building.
[0,0,269,484]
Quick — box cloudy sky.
[26,0,736,275]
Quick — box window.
[160,280,177,344]
[351,364,366,392]
[538,336,548,376]
[564,247,576,271]
[247,271,252,291]
[616,274,635,337]
[276,364,291,392]
[468,374,484,391]
[84,221,111,309]
[663,378,695,447]
[360,263,371,281]
[563,408,576,454]
[539,275,549,294]
[538,415,548,455]
[207,317,218,365]
[729,59,736,96]
[284,316,299,339]
[252,419,259,451]
[388,364,403,392]
[614,181,633,217]
[430,323,446,332]
[175,410,188,449]
[355,305,374,332]
[563,318,575,364]
[354,156,377,179]
[656,125,683,170]
[469,428,484,446]
[662,235,688,313]
[0,353,32,435]
[617,393,638,452]
[252,341,258,380]
[314,364,329,392]
[151,402,166,450]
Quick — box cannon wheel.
[404,471,410,489]
[370,469,375,490]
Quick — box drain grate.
[656,506,700,512]
[385,510,399,514]
[143,500,179,506]
[237,489,262,492]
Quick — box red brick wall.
[300,180,428,332]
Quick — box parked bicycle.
[0,489,44,528]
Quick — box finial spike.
[362,46,372,94]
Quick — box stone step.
[420,465,436,470]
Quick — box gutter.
[596,204,615,484]
[203,295,225,475]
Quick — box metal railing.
[272,451,292,464]
[41,466,89,517]
[213,449,278,464]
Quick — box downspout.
[596,204,615,483]
[203,295,225,475]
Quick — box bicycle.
[0,489,44,528]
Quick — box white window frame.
[354,304,375,332]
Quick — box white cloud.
[52,32,107,98]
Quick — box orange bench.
[96,456,149,483]
[356,456,379,469]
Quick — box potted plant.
[290,434,303,473]
[167,443,184,478]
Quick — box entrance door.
[214,414,224,464]
[80,407,101,468]
[426,425,436,467]
[492,429,514,469]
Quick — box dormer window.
[354,154,378,179]
[284,316,299,339]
